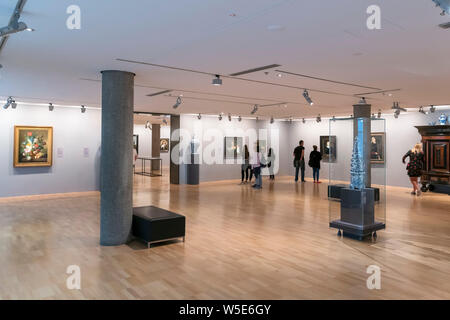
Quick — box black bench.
[132,206,185,248]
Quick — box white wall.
[133,124,170,169]
[0,104,101,197]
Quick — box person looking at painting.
[240,145,253,184]
[402,143,425,196]
[252,143,264,189]
[293,140,305,182]
[308,145,322,183]
[267,148,275,180]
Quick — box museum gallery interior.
[0,0,449,301]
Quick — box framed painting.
[257,140,267,154]
[371,132,385,164]
[320,135,337,163]
[160,138,169,153]
[14,126,53,167]
[133,134,139,154]
[224,137,243,159]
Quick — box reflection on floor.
[0,172,449,299]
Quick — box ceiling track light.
[3,96,14,109]
[250,104,258,115]
[419,106,427,115]
[430,105,436,113]
[81,105,86,113]
[48,103,54,111]
[162,118,168,125]
[302,118,306,124]
[228,114,232,122]
[0,10,32,38]
[303,89,314,106]
[219,114,223,121]
[238,115,242,122]
[197,113,202,120]
[270,116,274,124]
[173,96,182,109]
[377,109,382,118]
[394,109,400,119]
[332,116,336,121]
[212,75,222,86]
[11,99,17,109]
[316,114,321,123]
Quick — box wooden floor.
[0,172,449,299]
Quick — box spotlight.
[302,118,306,124]
[219,114,223,121]
[419,106,427,115]
[288,117,293,123]
[255,116,259,121]
[173,96,182,109]
[430,105,436,113]
[332,116,336,121]
[3,96,14,109]
[197,113,202,120]
[270,116,274,124]
[316,114,321,123]
[250,104,258,115]
[11,99,17,109]
[0,11,30,37]
[303,89,314,106]
[81,105,86,113]
[212,75,222,86]
[394,109,400,118]
[145,121,152,130]
[377,109,382,118]
[162,118,168,125]
[238,115,242,122]
[228,114,232,122]
[48,103,54,111]
[277,73,282,78]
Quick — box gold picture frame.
[14,126,53,167]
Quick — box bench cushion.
[132,206,185,243]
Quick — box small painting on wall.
[224,137,243,159]
[320,135,337,163]
[160,138,170,153]
[133,134,139,154]
[371,132,385,164]
[14,126,53,167]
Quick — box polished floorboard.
[0,172,449,299]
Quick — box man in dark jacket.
[293,140,305,182]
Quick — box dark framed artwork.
[160,138,169,153]
[320,135,337,163]
[14,126,53,167]
[224,137,243,159]
[133,134,139,153]
[371,132,385,164]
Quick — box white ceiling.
[1,0,450,119]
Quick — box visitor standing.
[309,145,322,183]
[240,145,253,184]
[402,143,425,196]
[252,144,263,189]
[293,140,305,182]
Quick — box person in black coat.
[309,145,322,183]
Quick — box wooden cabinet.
[415,125,450,192]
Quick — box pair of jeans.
[313,167,320,181]
[294,160,305,181]
[253,166,262,188]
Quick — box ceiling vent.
[229,64,281,76]
[438,21,450,29]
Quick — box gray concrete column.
[152,124,161,170]
[170,115,180,184]
[353,98,372,187]
[100,70,135,246]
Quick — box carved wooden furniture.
[415,125,450,194]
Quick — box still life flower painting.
[14,126,53,167]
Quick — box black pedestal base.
[330,188,385,241]
[328,184,380,201]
